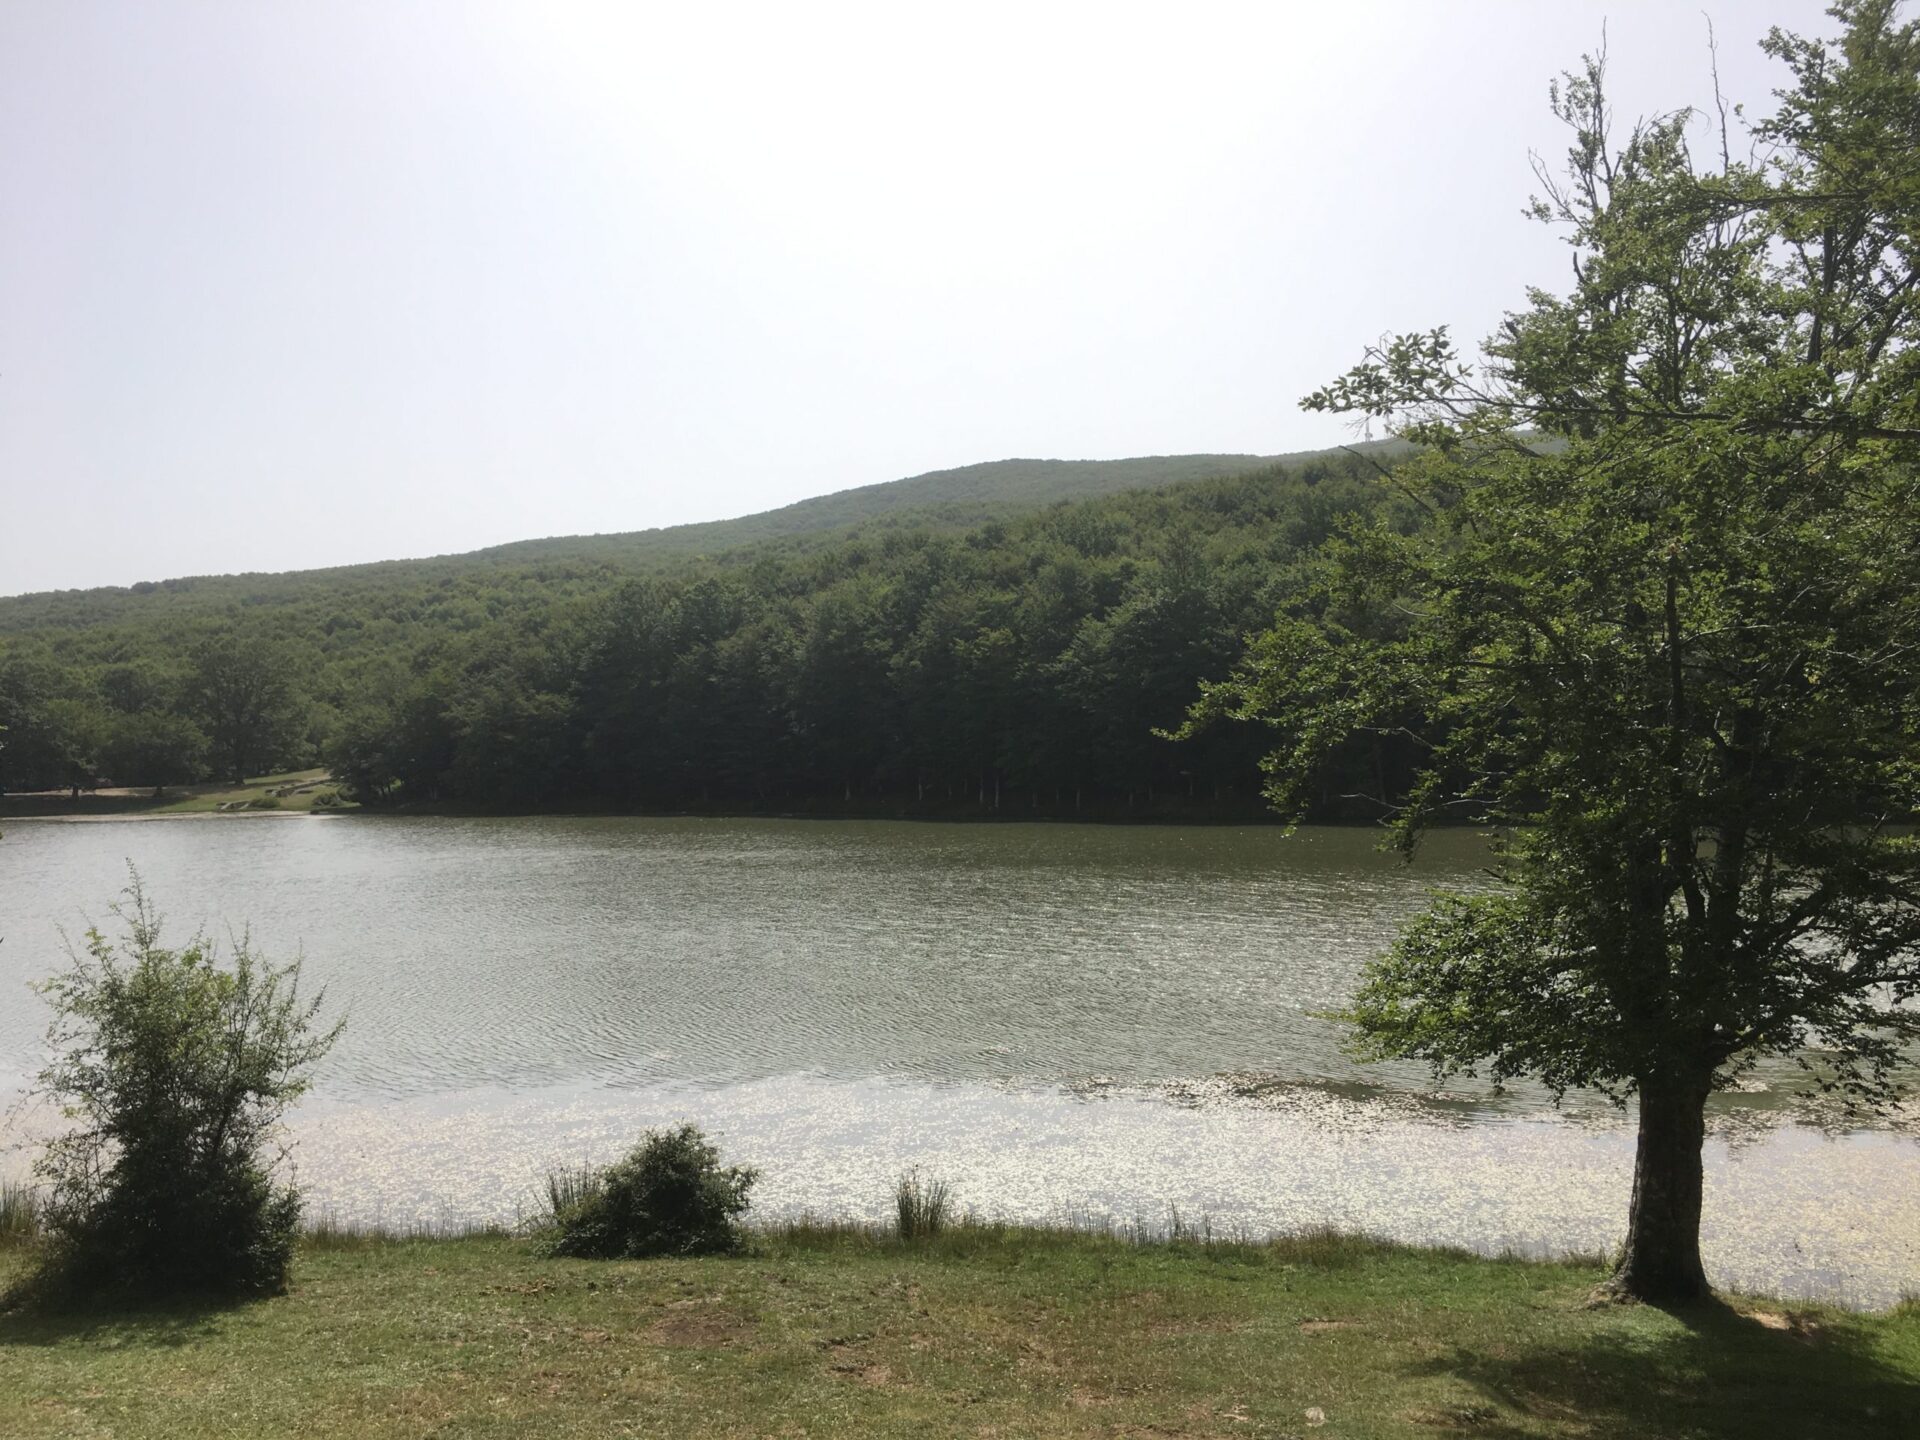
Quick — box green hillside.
[470,446,1408,566]
[0,442,1407,634]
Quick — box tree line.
[0,455,1420,815]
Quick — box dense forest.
[0,448,1420,817]
[0,446,1414,636]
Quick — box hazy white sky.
[1,0,1833,595]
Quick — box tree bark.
[1612,1069,1712,1302]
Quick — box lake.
[2,814,1915,1304]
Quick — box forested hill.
[468,453,1321,566]
[0,442,1408,635]
[0,445,1421,818]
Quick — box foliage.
[0,451,1414,812]
[190,637,304,783]
[1196,0,1920,1301]
[0,447,1403,635]
[19,879,341,1300]
[540,1125,757,1260]
[99,709,208,789]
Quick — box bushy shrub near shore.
[540,1125,756,1259]
[10,879,339,1303]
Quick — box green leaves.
[1343,891,1628,1098]
[26,874,342,1297]
[1229,2,1920,1118]
[1300,329,1465,423]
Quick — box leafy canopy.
[1195,0,1920,1106]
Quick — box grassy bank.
[3,1226,1916,1438]
[0,769,353,819]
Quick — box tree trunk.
[1612,1070,1712,1302]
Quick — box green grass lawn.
[144,768,351,814]
[3,1228,1915,1438]
[0,769,354,819]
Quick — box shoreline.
[11,1071,1888,1310]
[1,807,326,824]
[1,801,1381,829]
[9,1073,1917,1309]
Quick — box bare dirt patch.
[646,1300,754,1348]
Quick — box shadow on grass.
[0,793,173,820]
[0,1294,238,1351]
[1423,1297,1920,1440]
[0,1260,257,1350]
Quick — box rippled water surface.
[2,814,1915,1304]
[0,815,1487,1097]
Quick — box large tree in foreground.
[1196,1,1920,1301]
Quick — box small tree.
[22,878,340,1300]
[1195,3,1920,1302]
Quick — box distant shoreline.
[2,798,1359,828]
[1,808,323,824]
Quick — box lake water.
[2,814,1915,1305]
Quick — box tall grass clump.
[11,875,339,1303]
[0,1181,40,1246]
[894,1168,952,1240]
[544,1161,603,1221]
[540,1125,756,1259]
[301,1213,514,1251]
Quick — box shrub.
[19,877,340,1301]
[895,1168,952,1240]
[541,1125,756,1259]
